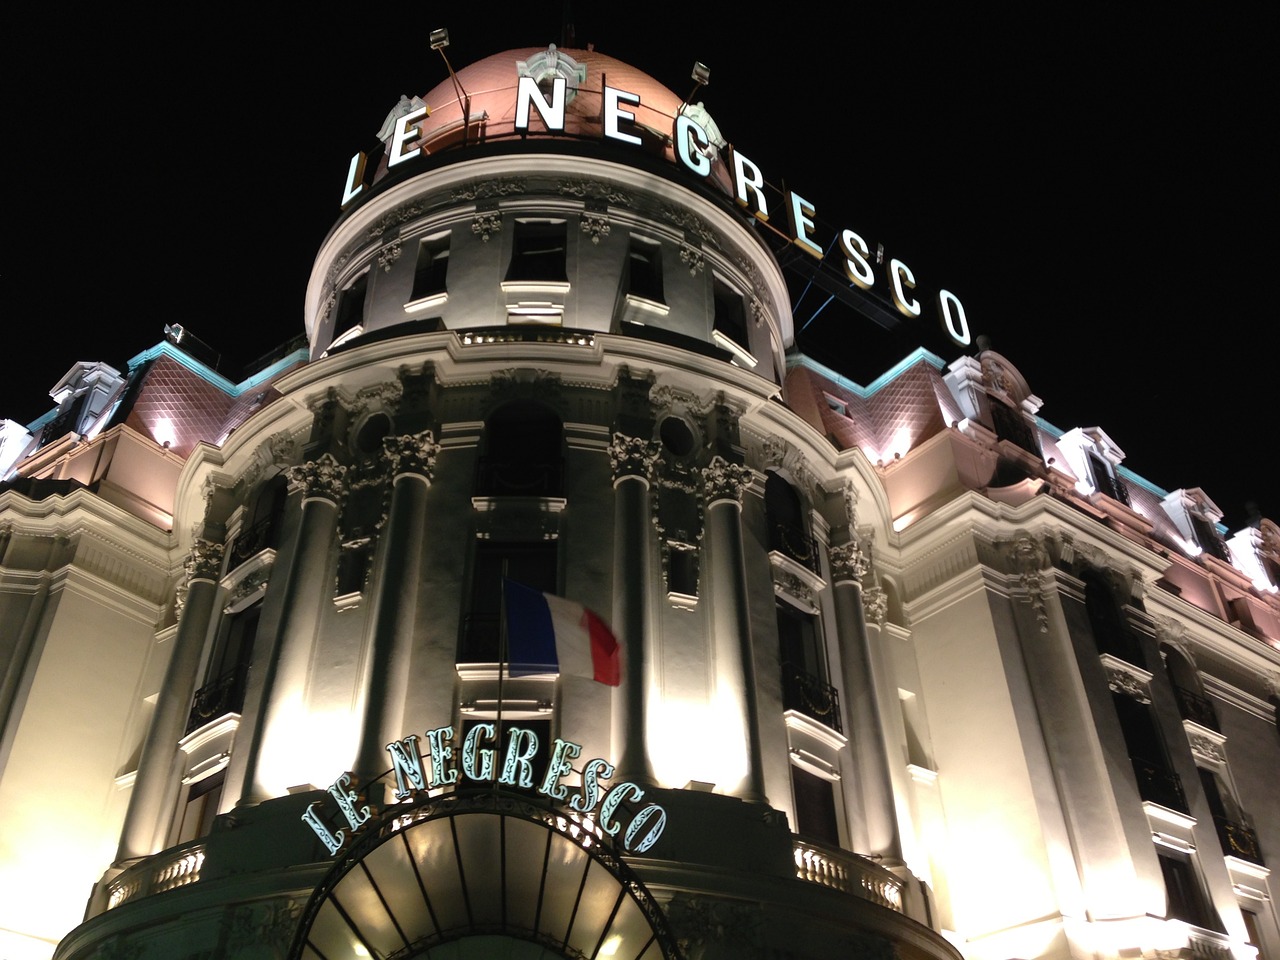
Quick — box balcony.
[475,456,563,498]
[1173,685,1220,731]
[185,665,248,734]
[782,663,843,734]
[793,840,902,912]
[228,516,276,568]
[1131,757,1189,813]
[1214,815,1265,865]
[769,520,815,570]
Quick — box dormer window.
[1162,489,1229,562]
[1059,427,1130,505]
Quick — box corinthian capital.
[382,430,440,480]
[184,539,224,584]
[609,433,660,482]
[701,456,753,505]
[287,453,347,502]
[829,540,871,583]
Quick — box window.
[791,765,840,847]
[1088,450,1130,505]
[170,769,225,847]
[187,605,258,734]
[475,402,563,497]
[409,233,450,305]
[508,221,567,282]
[1157,848,1221,931]
[459,541,558,664]
[626,238,663,303]
[765,471,813,569]
[1113,691,1187,812]
[333,270,369,342]
[712,277,749,352]
[228,473,289,569]
[778,602,840,733]
[1084,570,1145,667]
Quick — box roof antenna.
[561,0,576,48]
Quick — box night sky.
[6,8,1275,530]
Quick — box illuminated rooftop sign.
[340,72,971,348]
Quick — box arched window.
[228,473,289,569]
[476,402,563,497]
[1083,570,1144,667]
[765,471,812,569]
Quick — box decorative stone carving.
[222,898,302,955]
[558,179,631,204]
[609,433,660,482]
[1187,730,1226,763]
[650,385,715,418]
[225,565,271,611]
[701,456,752,505]
[665,894,764,960]
[381,430,439,479]
[579,212,611,244]
[267,430,301,467]
[453,179,526,201]
[679,245,705,275]
[863,585,889,625]
[376,239,401,272]
[759,436,813,494]
[774,569,816,611]
[829,540,871,583]
[287,454,347,502]
[471,211,502,242]
[750,297,766,327]
[1101,656,1153,704]
[659,205,717,244]
[184,540,224,583]
[1003,532,1052,633]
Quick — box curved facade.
[0,45,1277,960]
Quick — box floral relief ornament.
[287,453,348,501]
[382,430,440,479]
[609,433,660,481]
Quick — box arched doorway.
[290,794,680,960]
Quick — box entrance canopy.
[291,793,681,960]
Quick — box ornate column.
[354,431,438,787]
[701,456,767,802]
[239,454,346,805]
[829,539,902,862]
[609,434,660,785]
[116,539,223,862]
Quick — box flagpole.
[496,562,508,795]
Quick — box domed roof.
[368,45,727,187]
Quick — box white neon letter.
[600,781,646,836]
[888,258,921,318]
[515,75,567,131]
[388,105,429,167]
[787,191,822,259]
[341,152,367,207]
[570,757,615,814]
[674,113,711,177]
[386,735,426,800]
[539,738,583,800]
[623,804,667,853]
[604,86,642,145]
[498,726,541,788]
[839,229,875,289]
[462,723,496,781]
[327,773,371,832]
[301,802,344,855]
[938,289,971,346]
[730,147,769,221]
[424,725,458,788]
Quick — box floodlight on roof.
[429,28,449,50]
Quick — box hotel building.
[0,44,1277,960]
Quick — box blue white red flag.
[503,579,620,686]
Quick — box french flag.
[503,579,620,686]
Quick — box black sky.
[5,7,1275,529]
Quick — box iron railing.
[781,663,843,733]
[1132,757,1189,813]
[185,665,248,734]
[1173,685,1220,731]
